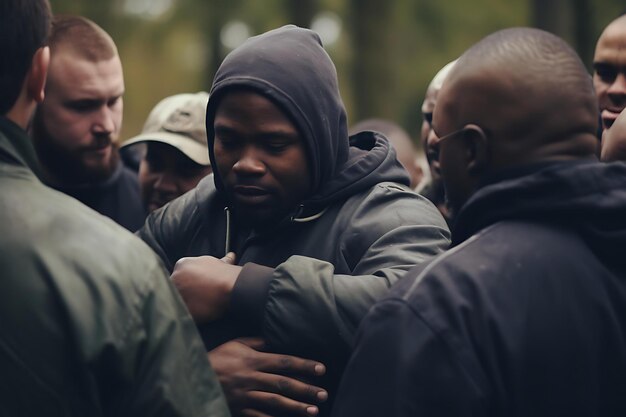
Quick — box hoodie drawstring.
[224,207,231,255]
[292,207,328,223]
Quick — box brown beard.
[31,110,120,186]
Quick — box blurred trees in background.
[49,0,625,147]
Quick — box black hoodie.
[139,25,449,409]
[332,160,626,416]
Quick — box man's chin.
[81,161,117,183]
[77,144,120,182]
[56,150,119,185]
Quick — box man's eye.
[595,66,616,83]
[146,158,164,171]
[424,112,433,127]
[265,141,290,152]
[67,101,97,112]
[216,137,238,149]
[145,152,165,171]
[427,149,439,163]
[108,97,121,107]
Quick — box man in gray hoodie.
[139,25,449,417]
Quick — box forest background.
[50,0,626,148]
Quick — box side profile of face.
[139,142,213,213]
[33,49,124,183]
[421,90,438,180]
[213,90,312,227]
[432,127,475,219]
[593,16,626,130]
[601,109,626,161]
[431,79,483,219]
[425,127,442,182]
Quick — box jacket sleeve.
[110,260,231,417]
[330,298,485,417]
[231,183,450,359]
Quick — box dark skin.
[171,91,328,417]
[432,29,598,216]
[172,253,328,417]
[139,142,212,213]
[208,338,327,417]
[593,15,626,130]
[601,109,626,161]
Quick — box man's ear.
[462,125,489,176]
[26,46,50,104]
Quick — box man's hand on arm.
[171,252,240,322]
[209,338,328,417]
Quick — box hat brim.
[122,132,210,166]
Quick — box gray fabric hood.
[205,25,409,218]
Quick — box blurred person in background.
[417,59,457,224]
[31,15,144,231]
[349,118,423,189]
[122,92,213,213]
[593,14,626,131]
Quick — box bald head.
[421,60,458,182]
[436,28,598,170]
[422,60,458,116]
[434,28,599,217]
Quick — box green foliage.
[48,0,625,144]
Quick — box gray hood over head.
[206,25,409,217]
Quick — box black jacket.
[53,160,145,232]
[332,161,626,416]
[138,25,450,405]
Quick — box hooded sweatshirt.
[138,25,449,403]
[332,160,626,417]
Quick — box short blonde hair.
[49,15,117,61]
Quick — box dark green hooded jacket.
[138,25,450,403]
[0,116,229,416]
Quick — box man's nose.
[608,73,626,98]
[92,107,116,134]
[232,147,265,175]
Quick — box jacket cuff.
[230,262,275,333]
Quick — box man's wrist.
[230,263,275,332]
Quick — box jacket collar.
[0,116,43,179]
[451,159,615,246]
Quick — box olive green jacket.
[0,116,229,417]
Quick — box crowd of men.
[1,0,626,416]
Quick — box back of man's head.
[437,27,598,171]
[48,15,117,61]
[0,0,51,115]
[434,28,599,216]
